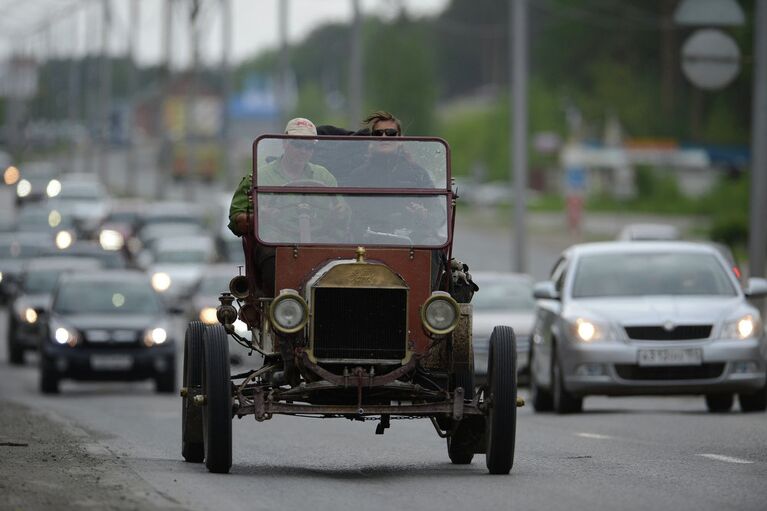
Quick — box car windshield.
[155,249,207,264]
[254,136,450,247]
[54,280,162,314]
[571,252,737,298]
[23,270,63,294]
[472,278,535,312]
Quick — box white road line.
[576,432,612,440]
[698,454,754,464]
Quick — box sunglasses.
[288,140,316,151]
[372,128,400,137]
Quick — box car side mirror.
[744,277,767,298]
[533,281,559,300]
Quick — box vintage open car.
[180,134,520,474]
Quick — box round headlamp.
[144,327,168,347]
[421,292,460,335]
[16,179,31,197]
[46,179,61,197]
[269,290,308,334]
[151,272,171,292]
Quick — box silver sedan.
[529,241,767,414]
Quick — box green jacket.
[227,157,340,235]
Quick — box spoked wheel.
[705,393,734,413]
[202,324,232,474]
[485,326,517,475]
[182,321,205,463]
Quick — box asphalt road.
[2,307,767,511]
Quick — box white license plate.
[91,355,134,371]
[637,348,702,367]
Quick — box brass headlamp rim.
[420,291,460,335]
[269,289,309,334]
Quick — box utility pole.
[510,0,528,273]
[278,0,290,126]
[749,0,767,280]
[221,0,234,188]
[126,0,140,195]
[68,9,82,174]
[348,0,363,128]
[97,0,112,185]
[186,0,201,201]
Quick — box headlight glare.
[722,314,760,340]
[55,230,73,249]
[144,327,168,347]
[570,318,610,343]
[16,179,31,197]
[151,272,171,292]
[99,229,124,251]
[199,307,218,324]
[54,326,78,347]
[421,292,459,335]
[24,308,38,324]
[46,179,61,197]
[269,290,308,334]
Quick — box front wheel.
[485,326,517,475]
[182,322,205,462]
[705,393,734,413]
[739,384,767,413]
[202,324,232,474]
[552,349,582,414]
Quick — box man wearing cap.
[228,117,340,236]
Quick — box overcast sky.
[2,0,448,67]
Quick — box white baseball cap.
[284,117,317,136]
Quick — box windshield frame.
[251,134,454,249]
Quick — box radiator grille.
[624,325,712,341]
[313,287,407,360]
[615,363,724,381]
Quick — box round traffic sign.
[681,29,741,90]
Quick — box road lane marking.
[576,432,612,440]
[698,454,754,464]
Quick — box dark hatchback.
[40,271,176,394]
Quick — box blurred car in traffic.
[7,257,103,365]
[39,270,177,394]
[530,241,767,414]
[616,223,681,241]
[471,272,536,384]
[96,199,146,256]
[14,205,79,249]
[134,222,205,268]
[43,240,128,269]
[14,162,59,205]
[0,233,50,303]
[147,235,217,301]
[47,178,110,236]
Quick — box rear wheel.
[182,322,205,462]
[202,324,232,474]
[485,326,517,475]
[552,348,582,414]
[738,384,767,413]
[705,393,734,413]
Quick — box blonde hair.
[362,111,402,134]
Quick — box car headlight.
[55,230,74,249]
[51,321,78,347]
[4,166,19,185]
[421,291,460,335]
[269,289,308,334]
[144,327,168,347]
[23,307,38,324]
[99,229,124,251]
[721,314,761,340]
[199,307,218,324]
[151,272,172,292]
[0,271,3,283]
[46,179,61,198]
[569,318,611,343]
[16,179,31,197]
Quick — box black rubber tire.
[529,353,553,412]
[485,326,517,475]
[738,385,767,413]
[705,393,734,413]
[8,318,24,365]
[40,363,59,394]
[203,324,232,474]
[182,322,206,463]
[552,348,582,414]
[447,422,475,465]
